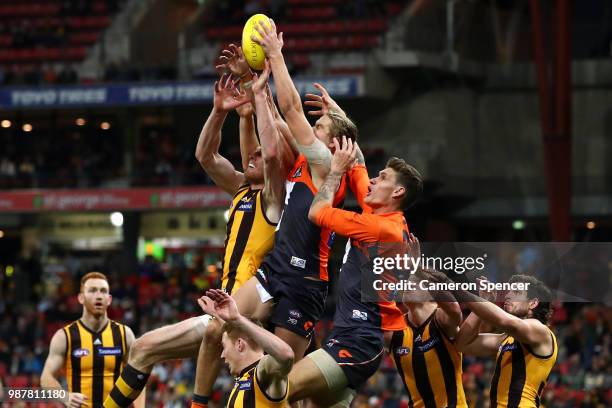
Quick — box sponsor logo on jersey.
[72,348,90,358]
[237,201,253,212]
[500,342,519,353]
[290,256,306,269]
[98,347,123,356]
[415,336,440,353]
[287,318,298,326]
[395,346,411,356]
[289,310,302,318]
[352,309,368,321]
[237,379,253,391]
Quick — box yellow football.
[242,14,272,71]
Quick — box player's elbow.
[196,151,214,170]
[40,369,56,387]
[307,205,321,224]
[262,144,279,162]
[446,302,463,325]
[277,346,295,375]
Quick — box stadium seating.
[0,1,117,65]
[203,1,407,72]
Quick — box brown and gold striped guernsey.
[222,184,276,295]
[490,328,558,408]
[64,320,127,407]
[226,361,289,408]
[391,311,467,408]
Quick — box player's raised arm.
[195,74,249,195]
[251,20,314,145]
[198,289,294,382]
[252,60,285,221]
[216,44,261,172]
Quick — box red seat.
[7,375,30,388]
[286,6,336,20]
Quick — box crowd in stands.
[0,253,610,407]
[0,120,388,190]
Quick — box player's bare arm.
[123,326,146,408]
[195,74,249,195]
[41,329,88,408]
[252,60,285,222]
[304,82,364,166]
[465,300,553,354]
[426,269,553,356]
[252,19,333,183]
[435,299,463,340]
[251,20,312,144]
[198,290,294,398]
[216,43,261,172]
[308,136,356,219]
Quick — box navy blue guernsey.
[262,154,346,281]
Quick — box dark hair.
[509,274,552,324]
[327,110,359,143]
[386,157,423,209]
[80,272,108,293]
[222,317,263,350]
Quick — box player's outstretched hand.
[331,136,357,174]
[216,43,251,79]
[407,233,421,272]
[213,73,249,112]
[252,59,271,95]
[304,83,344,117]
[66,392,87,407]
[251,19,283,59]
[198,289,240,322]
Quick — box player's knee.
[129,334,157,365]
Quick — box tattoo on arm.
[312,170,343,208]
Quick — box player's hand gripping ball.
[242,14,272,70]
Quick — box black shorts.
[256,263,328,338]
[322,327,384,390]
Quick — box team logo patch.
[98,347,122,356]
[287,318,298,326]
[351,310,368,321]
[237,379,253,391]
[72,348,90,358]
[290,256,306,269]
[326,338,340,347]
[395,347,411,356]
[289,310,302,318]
